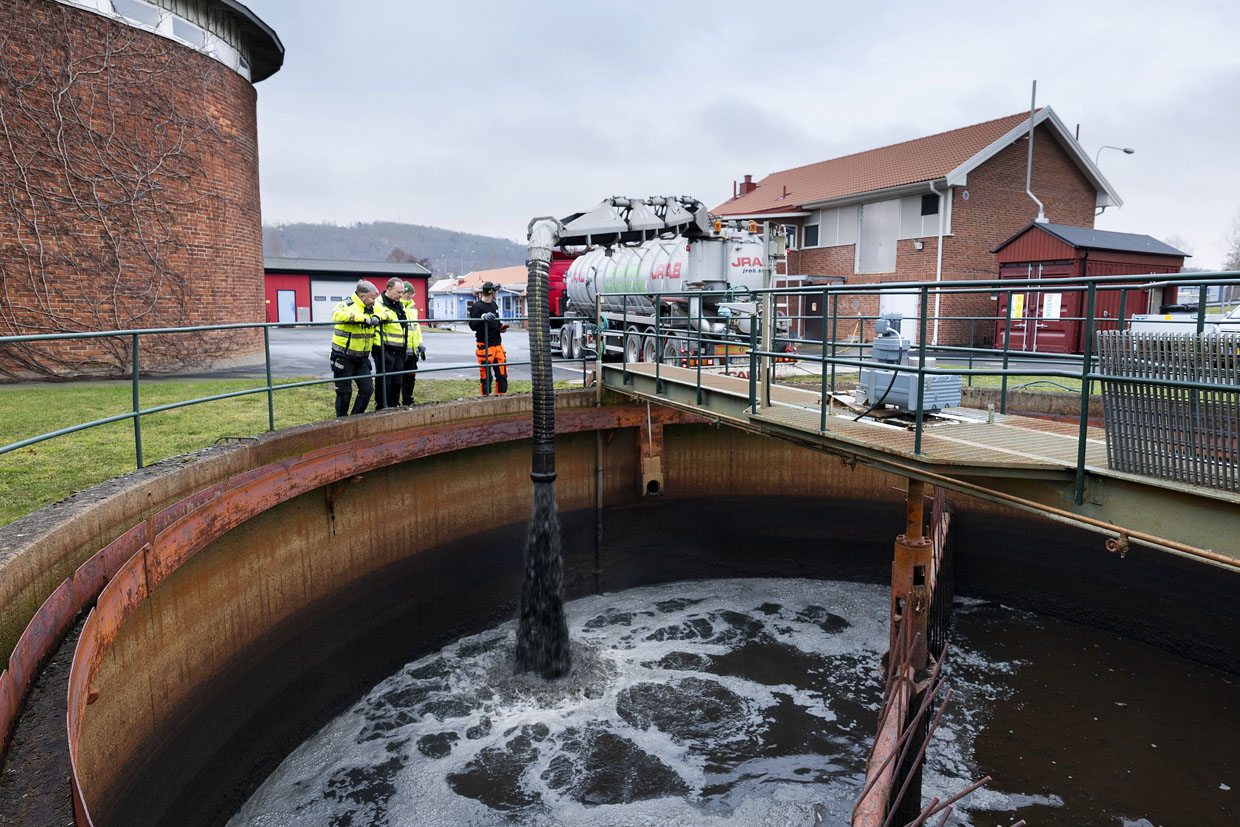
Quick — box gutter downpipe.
[1026,80,1047,223]
[929,181,945,347]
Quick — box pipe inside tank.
[515,219,571,679]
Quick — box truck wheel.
[569,330,583,360]
[660,339,680,365]
[560,329,572,359]
[642,335,657,363]
[625,330,642,363]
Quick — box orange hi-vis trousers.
[475,343,508,396]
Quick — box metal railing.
[3,271,1238,506]
[0,313,594,472]
[596,270,1240,505]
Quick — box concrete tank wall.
[8,390,1231,826]
[71,400,909,825]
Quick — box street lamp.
[1094,145,1134,166]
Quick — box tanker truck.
[549,201,792,364]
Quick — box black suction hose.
[515,218,570,680]
[527,219,559,482]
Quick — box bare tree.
[385,247,431,269]
[1224,211,1240,272]
[0,4,235,377]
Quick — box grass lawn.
[0,377,561,527]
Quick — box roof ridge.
[765,110,1035,180]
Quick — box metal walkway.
[603,362,1240,568]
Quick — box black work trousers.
[400,351,419,405]
[331,354,373,416]
[372,346,405,410]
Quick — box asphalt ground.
[182,326,596,384]
[0,326,1085,389]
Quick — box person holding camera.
[468,281,508,396]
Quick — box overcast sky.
[247,0,1240,268]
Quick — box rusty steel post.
[884,477,934,825]
[891,477,932,668]
[891,534,932,671]
[905,478,925,541]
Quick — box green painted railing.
[600,270,1240,505]
[0,315,594,471]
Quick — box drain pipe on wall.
[1025,80,1047,224]
[928,181,946,347]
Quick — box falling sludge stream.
[227,578,1238,826]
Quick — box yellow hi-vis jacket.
[331,294,376,358]
[373,299,404,350]
[401,299,423,350]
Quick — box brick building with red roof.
[714,108,1121,346]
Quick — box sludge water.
[226,577,1239,826]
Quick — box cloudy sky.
[247,0,1240,268]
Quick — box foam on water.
[227,579,1028,826]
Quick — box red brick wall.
[0,0,264,377]
[938,124,1096,346]
[779,124,1098,347]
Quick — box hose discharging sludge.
[515,219,571,679]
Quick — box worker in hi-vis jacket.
[400,280,426,405]
[329,279,381,416]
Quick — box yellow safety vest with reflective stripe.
[374,300,404,349]
[401,299,423,350]
[331,294,375,357]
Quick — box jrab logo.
[732,257,763,268]
[652,263,682,278]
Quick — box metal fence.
[0,315,592,471]
[4,271,1240,507]
[597,269,1240,504]
[1098,332,1240,492]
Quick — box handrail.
[596,269,1240,508]
[0,314,596,467]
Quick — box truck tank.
[564,233,766,317]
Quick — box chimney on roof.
[739,174,757,196]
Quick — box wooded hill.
[263,221,526,275]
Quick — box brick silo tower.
[0,0,283,377]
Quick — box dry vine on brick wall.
[0,6,233,377]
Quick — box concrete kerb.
[960,386,1103,419]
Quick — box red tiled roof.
[435,265,527,293]
[714,112,1034,216]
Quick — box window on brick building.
[781,225,798,250]
[920,194,939,216]
[803,224,819,248]
[111,0,160,27]
[172,18,206,49]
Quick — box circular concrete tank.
[2,392,1235,825]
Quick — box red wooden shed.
[991,223,1187,354]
